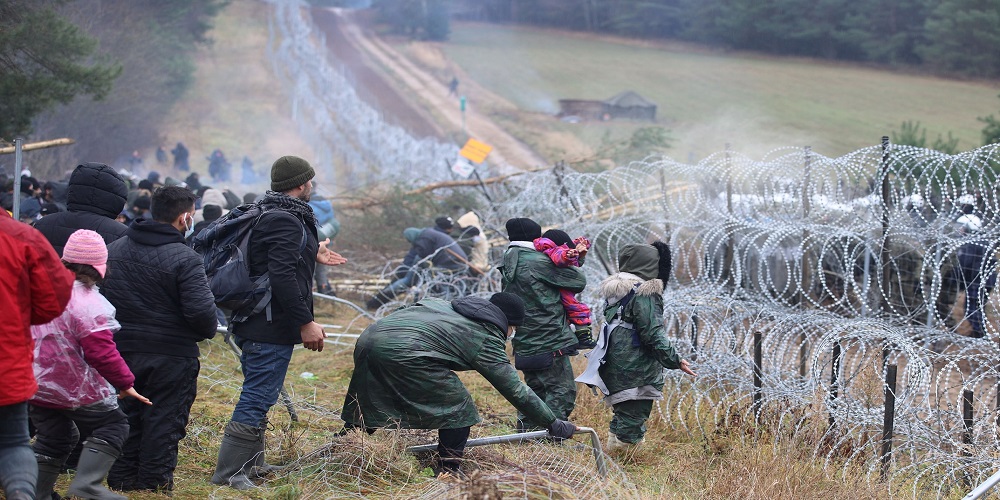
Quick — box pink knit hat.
[63,229,108,278]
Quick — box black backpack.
[192,203,305,323]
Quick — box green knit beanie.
[270,155,316,192]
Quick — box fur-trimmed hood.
[598,272,664,304]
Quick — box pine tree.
[918,0,1000,77]
[0,0,121,140]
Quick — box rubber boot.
[66,438,126,500]
[210,421,259,490]
[366,290,393,310]
[250,420,281,478]
[606,433,643,452]
[35,454,65,500]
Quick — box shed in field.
[557,91,657,122]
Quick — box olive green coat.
[340,297,557,430]
[597,272,681,399]
[499,244,587,356]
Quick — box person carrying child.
[533,229,597,349]
[29,229,151,500]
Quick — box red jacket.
[0,217,75,406]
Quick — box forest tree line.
[374,0,1000,79]
[1,0,225,167]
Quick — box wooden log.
[0,138,75,154]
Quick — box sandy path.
[319,9,548,172]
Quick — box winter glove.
[547,419,577,440]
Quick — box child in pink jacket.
[30,230,150,500]
[533,229,597,349]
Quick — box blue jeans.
[232,337,294,426]
[0,402,36,498]
[384,267,417,297]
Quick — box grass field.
[438,22,1000,162]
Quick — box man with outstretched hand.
[211,156,346,490]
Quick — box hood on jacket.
[618,243,660,281]
[456,211,481,230]
[451,296,508,333]
[46,181,69,205]
[403,227,421,244]
[308,198,335,225]
[66,163,128,219]
[200,189,228,209]
[599,272,664,304]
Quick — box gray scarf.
[258,190,316,228]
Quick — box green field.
[442,22,1000,161]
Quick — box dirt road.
[311,8,548,171]
[311,9,442,139]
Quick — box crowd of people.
[0,156,349,498]
[1,148,997,497]
[0,151,701,498]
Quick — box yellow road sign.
[459,138,493,164]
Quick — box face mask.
[183,214,195,239]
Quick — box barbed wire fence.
[471,141,1000,496]
[264,0,460,190]
[188,141,1000,497]
[215,0,1000,496]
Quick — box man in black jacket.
[211,156,346,490]
[34,162,128,255]
[102,186,218,492]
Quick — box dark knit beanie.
[489,292,525,326]
[505,217,541,242]
[138,179,154,191]
[39,203,61,216]
[435,216,454,231]
[203,204,223,222]
[542,229,572,247]
[270,155,315,192]
[134,195,151,210]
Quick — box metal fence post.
[880,364,898,480]
[829,342,841,427]
[13,138,23,220]
[753,331,762,422]
[963,390,974,453]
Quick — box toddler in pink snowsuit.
[29,230,150,500]
[533,229,597,349]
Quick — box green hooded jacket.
[340,297,557,429]
[499,244,587,356]
[597,243,681,398]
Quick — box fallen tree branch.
[331,166,549,210]
[0,138,76,154]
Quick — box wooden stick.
[0,138,75,154]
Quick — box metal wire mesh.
[265,0,460,189]
[250,0,1000,494]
